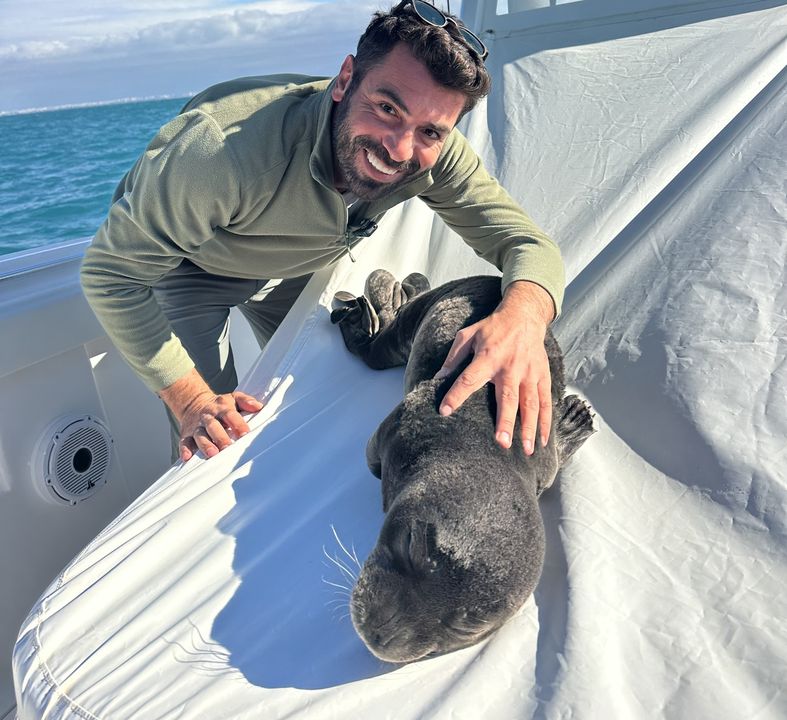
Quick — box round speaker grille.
[42,416,113,505]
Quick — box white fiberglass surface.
[13,3,787,718]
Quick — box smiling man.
[331,44,465,200]
[81,0,565,463]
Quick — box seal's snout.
[364,608,401,652]
[365,618,436,663]
[355,602,438,663]
[349,518,513,663]
[349,536,443,663]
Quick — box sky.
[0,0,387,113]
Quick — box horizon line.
[0,93,196,118]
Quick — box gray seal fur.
[331,269,595,663]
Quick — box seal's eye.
[390,526,417,575]
[386,520,440,576]
[445,610,491,640]
[405,521,440,576]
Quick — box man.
[81,0,564,464]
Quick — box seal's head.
[351,476,545,663]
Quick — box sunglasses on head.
[398,0,489,61]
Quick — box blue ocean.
[0,97,190,257]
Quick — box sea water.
[0,97,189,256]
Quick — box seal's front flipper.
[366,407,405,512]
[364,269,431,329]
[330,291,359,320]
[365,426,382,480]
[556,394,596,466]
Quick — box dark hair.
[352,1,491,118]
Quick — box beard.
[331,90,421,202]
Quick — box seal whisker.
[331,524,363,571]
[327,588,351,599]
[322,545,359,584]
[321,558,354,582]
[325,537,360,580]
[326,597,350,608]
[322,556,357,587]
[321,576,353,593]
[333,555,359,583]
[324,592,352,624]
[322,543,356,575]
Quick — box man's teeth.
[367,150,397,175]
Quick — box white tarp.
[13,2,787,718]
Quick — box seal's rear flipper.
[556,395,596,466]
[330,294,379,355]
[332,269,439,370]
[364,269,431,329]
[401,272,430,300]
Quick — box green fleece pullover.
[81,75,565,392]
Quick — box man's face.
[331,43,467,201]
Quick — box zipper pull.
[343,230,356,262]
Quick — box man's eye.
[423,129,441,140]
[379,103,396,115]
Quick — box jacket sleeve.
[80,110,241,392]
[419,130,565,316]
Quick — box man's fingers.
[495,375,552,454]
[439,360,489,417]
[229,393,261,438]
[201,414,233,452]
[177,391,262,462]
[220,408,251,439]
[179,437,197,463]
[537,379,553,448]
[494,382,518,449]
[518,374,552,455]
[192,425,220,458]
[234,392,263,413]
[519,396,538,455]
[434,328,475,380]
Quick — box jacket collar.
[308,79,341,190]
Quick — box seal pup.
[331,269,595,663]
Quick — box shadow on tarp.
[211,336,406,689]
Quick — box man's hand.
[435,280,555,455]
[158,368,263,462]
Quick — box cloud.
[0,1,321,44]
[0,1,375,61]
[0,0,380,111]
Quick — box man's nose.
[383,130,415,163]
